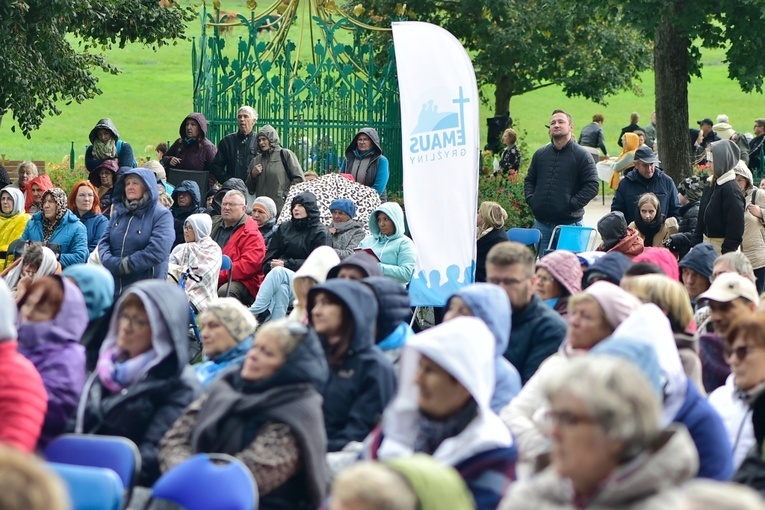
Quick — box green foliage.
[46,159,88,193]
[0,0,196,137]
[478,173,534,229]
[356,0,652,114]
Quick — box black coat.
[692,176,745,253]
[170,180,206,247]
[476,228,508,283]
[209,130,260,184]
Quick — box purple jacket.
[161,113,218,173]
[17,277,88,447]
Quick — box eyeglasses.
[76,193,95,199]
[118,312,150,329]
[221,202,245,208]
[536,274,555,285]
[544,409,598,428]
[725,344,761,361]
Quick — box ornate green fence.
[192,0,403,192]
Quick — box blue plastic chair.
[547,225,596,253]
[44,434,141,495]
[220,254,234,297]
[48,462,123,510]
[507,228,542,255]
[150,453,258,510]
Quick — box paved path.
[583,194,612,228]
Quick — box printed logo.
[407,86,470,164]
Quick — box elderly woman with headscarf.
[501,281,642,466]
[339,128,389,197]
[691,139,745,255]
[444,283,522,412]
[499,356,699,509]
[68,180,108,253]
[24,174,53,214]
[20,188,88,268]
[363,317,517,510]
[76,280,200,486]
[62,264,115,372]
[2,244,59,300]
[0,188,30,268]
[534,250,583,319]
[85,118,136,172]
[17,276,88,447]
[159,320,329,510]
[169,213,222,313]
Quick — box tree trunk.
[494,74,511,117]
[654,12,692,183]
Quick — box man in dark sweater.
[486,241,566,384]
[209,106,260,184]
[524,109,599,251]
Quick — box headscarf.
[185,213,212,242]
[201,298,257,343]
[3,246,59,293]
[24,174,54,213]
[41,188,68,241]
[0,187,25,218]
[610,132,641,189]
[62,264,114,321]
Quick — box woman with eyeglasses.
[76,280,200,486]
[499,356,699,509]
[533,250,583,320]
[159,319,330,510]
[16,275,88,448]
[712,314,765,478]
[67,180,107,253]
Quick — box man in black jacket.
[750,118,765,180]
[209,106,260,184]
[578,113,609,161]
[524,109,599,251]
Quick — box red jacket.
[0,341,47,453]
[219,217,266,297]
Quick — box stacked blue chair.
[150,453,258,510]
[507,228,542,257]
[48,462,123,510]
[546,225,596,254]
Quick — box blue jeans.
[534,219,583,254]
[249,266,294,321]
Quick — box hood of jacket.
[678,242,716,281]
[367,202,406,240]
[24,174,54,212]
[1,187,25,217]
[362,276,412,342]
[211,178,248,216]
[62,264,115,321]
[590,337,664,399]
[632,247,680,281]
[710,139,740,178]
[111,168,159,214]
[0,279,16,341]
[294,246,341,284]
[171,180,202,209]
[308,279,378,354]
[291,191,321,225]
[179,113,208,139]
[17,276,89,348]
[584,251,633,285]
[185,213,212,241]
[448,283,511,357]
[345,127,382,155]
[100,280,190,377]
[88,118,120,143]
[612,303,688,426]
[598,211,628,251]
[256,124,282,150]
[378,317,513,466]
[326,250,383,279]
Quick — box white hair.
[716,114,729,123]
[237,106,258,121]
[224,189,246,203]
[543,356,661,461]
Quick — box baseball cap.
[697,118,714,127]
[698,273,759,305]
[634,145,660,164]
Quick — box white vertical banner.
[393,21,480,306]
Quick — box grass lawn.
[0,4,762,168]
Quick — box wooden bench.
[0,155,46,182]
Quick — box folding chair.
[48,462,124,510]
[546,225,597,254]
[165,168,210,201]
[45,434,141,507]
[507,228,542,257]
[220,254,234,297]
[148,453,258,510]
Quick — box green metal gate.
[192,0,403,192]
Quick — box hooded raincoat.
[358,202,416,285]
[368,317,517,510]
[169,213,222,312]
[76,281,201,485]
[161,113,218,173]
[170,180,206,247]
[339,127,390,196]
[246,125,305,215]
[85,118,136,172]
[17,277,87,446]
[98,168,175,297]
[0,188,30,265]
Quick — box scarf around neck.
[635,212,663,247]
[92,139,117,160]
[96,345,156,393]
[413,398,478,456]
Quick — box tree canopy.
[356,0,652,116]
[0,0,195,137]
